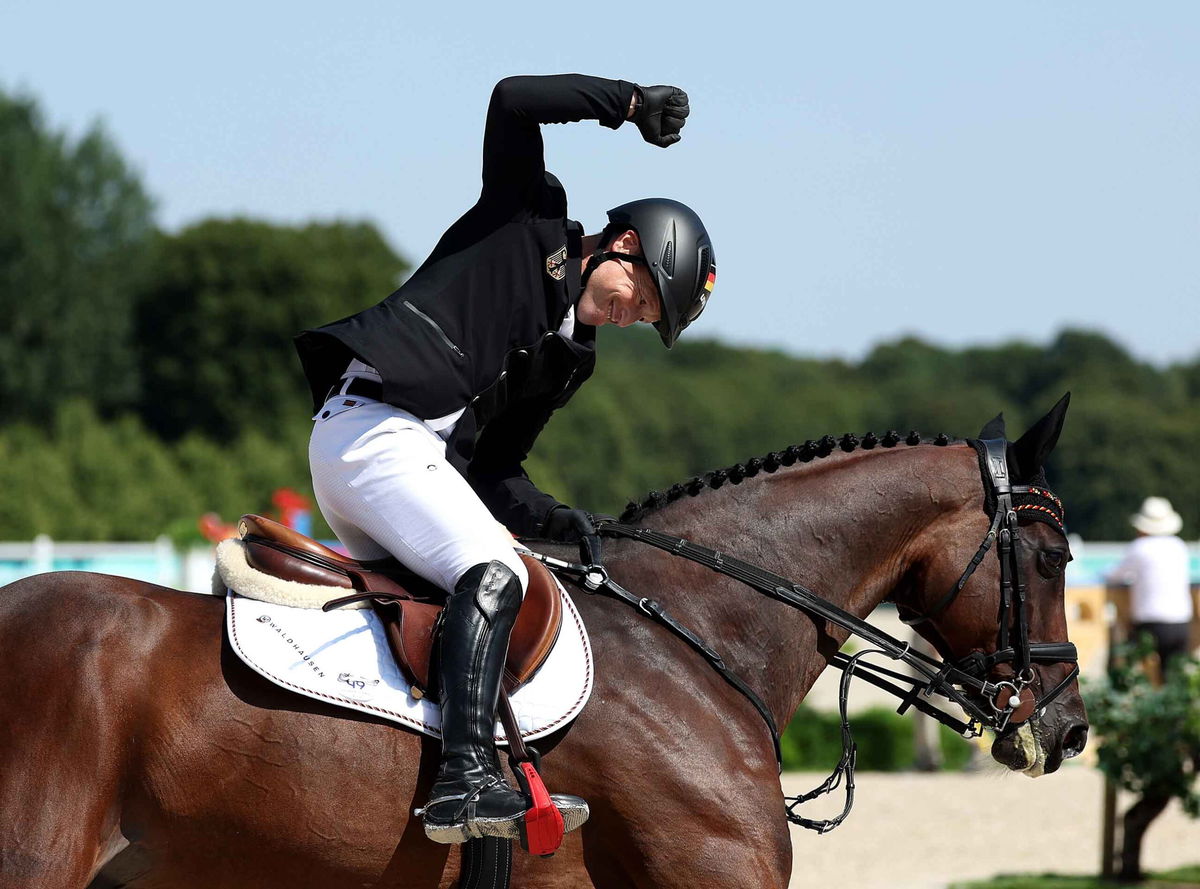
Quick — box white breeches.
[308,398,528,594]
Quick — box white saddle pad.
[224,576,593,744]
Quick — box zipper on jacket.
[557,365,581,399]
[403,301,466,359]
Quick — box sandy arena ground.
[784,765,1198,888]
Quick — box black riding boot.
[419,561,532,843]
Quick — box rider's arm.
[480,74,637,204]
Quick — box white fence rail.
[2,537,1198,596]
[0,536,216,593]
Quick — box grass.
[949,866,1200,889]
[1155,867,1200,884]
[950,877,1112,889]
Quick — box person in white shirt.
[1107,496,1194,667]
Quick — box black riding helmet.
[582,198,716,348]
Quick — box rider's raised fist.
[632,85,689,148]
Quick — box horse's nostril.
[1062,721,1088,758]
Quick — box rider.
[294,74,716,845]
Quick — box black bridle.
[891,438,1080,733]
[527,438,1079,831]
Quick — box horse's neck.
[628,445,979,733]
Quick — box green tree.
[1086,645,1200,880]
[532,326,1200,542]
[0,400,199,539]
[135,218,409,440]
[0,399,331,542]
[0,88,155,422]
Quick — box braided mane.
[619,430,959,523]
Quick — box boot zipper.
[404,301,466,359]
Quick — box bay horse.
[0,399,1087,888]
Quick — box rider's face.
[575,229,662,329]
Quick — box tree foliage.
[2,322,1198,542]
[0,400,332,543]
[1085,643,1200,817]
[134,218,408,440]
[537,326,1200,542]
[0,88,155,422]
[1085,642,1199,879]
[2,85,1198,544]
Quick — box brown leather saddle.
[236,514,563,698]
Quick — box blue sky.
[3,1,1197,364]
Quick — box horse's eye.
[1037,549,1068,578]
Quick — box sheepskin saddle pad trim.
[213,538,369,609]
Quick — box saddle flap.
[377,599,442,693]
[378,554,564,698]
[506,554,563,688]
[223,583,594,745]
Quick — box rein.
[528,438,1079,833]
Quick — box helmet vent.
[661,241,675,276]
[697,247,711,294]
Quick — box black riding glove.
[541,506,595,543]
[631,85,690,147]
[541,506,603,569]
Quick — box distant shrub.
[1085,643,1200,816]
[781,703,973,772]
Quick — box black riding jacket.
[295,74,637,536]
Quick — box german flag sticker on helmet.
[687,264,715,323]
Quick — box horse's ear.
[977,412,1006,440]
[1010,392,1071,480]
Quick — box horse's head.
[893,393,1088,775]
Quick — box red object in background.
[272,487,312,532]
[198,512,238,543]
[197,489,312,545]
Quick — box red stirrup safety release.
[518,761,564,856]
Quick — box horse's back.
[1,568,221,642]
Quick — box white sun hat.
[1130,496,1183,536]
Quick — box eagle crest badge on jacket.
[545,246,567,281]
